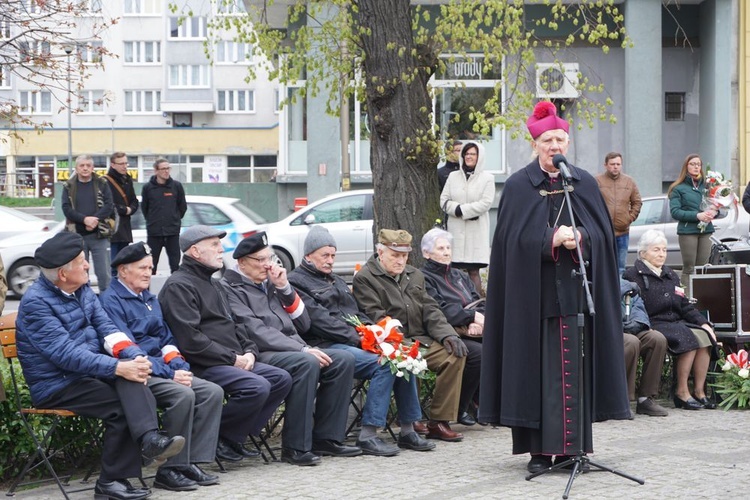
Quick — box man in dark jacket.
[101,242,224,491]
[141,158,187,275]
[221,231,361,466]
[288,226,434,456]
[437,140,463,192]
[16,232,184,500]
[104,151,139,276]
[158,225,292,464]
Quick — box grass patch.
[0,197,54,208]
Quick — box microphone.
[552,154,573,182]
[624,294,631,320]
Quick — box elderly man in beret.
[158,226,292,464]
[288,226,435,456]
[16,232,185,500]
[220,231,360,466]
[100,242,224,492]
[353,229,481,443]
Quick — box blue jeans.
[330,343,422,428]
[616,233,629,277]
[82,233,111,292]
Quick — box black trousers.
[38,377,158,481]
[147,235,181,274]
[459,338,482,413]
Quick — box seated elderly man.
[16,232,184,500]
[101,242,225,491]
[354,229,481,442]
[420,228,483,426]
[158,226,292,464]
[220,232,360,466]
[288,226,435,456]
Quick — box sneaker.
[636,397,669,417]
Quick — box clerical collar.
[540,164,560,178]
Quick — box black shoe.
[457,411,477,426]
[527,455,553,473]
[554,455,591,472]
[397,432,436,452]
[697,396,717,409]
[356,436,400,457]
[281,448,321,466]
[154,468,198,492]
[119,479,151,496]
[227,439,261,458]
[673,395,703,410]
[177,464,220,486]
[216,437,244,462]
[94,479,151,500]
[140,432,185,467]
[311,439,362,457]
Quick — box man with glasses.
[104,152,139,275]
[437,140,463,193]
[141,158,187,275]
[220,232,361,466]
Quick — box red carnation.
[533,101,557,119]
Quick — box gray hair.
[421,228,453,254]
[637,229,668,257]
[40,261,74,283]
[75,154,93,166]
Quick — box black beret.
[111,242,152,268]
[34,232,84,269]
[233,231,269,259]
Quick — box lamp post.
[64,44,73,174]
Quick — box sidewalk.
[10,404,748,499]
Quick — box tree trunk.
[359,0,440,267]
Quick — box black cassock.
[479,159,630,456]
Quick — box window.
[0,65,10,89]
[169,65,210,88]
[22,0,45,14]
[0,20,10,39]
[215,41,253,65]
[292,195,366,226]
[169,17,207,39]
[77,41,103,64]
[79,90,104,113]
[19,90,51,114]
[227,155,277,183]
[124,90,161,113]
[665,92,685,121]
[124,41,161,64]
[214,0,246,15]
[631,198,667,226]
[19,40,51,61]
[217,90,255,112]
[274,88,281,113]
[124,0,161,14]
[82,0,103,13]
[173,113,192,128]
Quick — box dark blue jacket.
[141,176,187,237]
[100,279,190,380]
[16,275,144,406]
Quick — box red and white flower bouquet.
[699,170,739,233]
[712,349,750,409]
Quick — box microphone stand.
[525,171,644,498]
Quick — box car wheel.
[274,248,294,272]
[8,258,41,298]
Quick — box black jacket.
[421,259,482,327]
[61,174,114,236]
[437,160,460,193]
[103,167,139,243]
[141,176,187,237]
[288,259,371,348]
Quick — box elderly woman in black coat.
[420,228,483,426]
[623,229,716,410]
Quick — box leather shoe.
[397,432,436,452]
[312,439,362,457]
[140,432,185,467]
[216,437,244,462]
[227,439,261,458]
[457,411,477,426]
[118,479,150,496]
[426,421,463,442]
[94,479,151,500]
[154,467,198,492]
[177,464,220,486]
[526,455,552,473]
[356,436,400,456]
[697,396,717,409]
[636,397,669,417]
[673,395,703,410]
[412,420,428,435]
[281,448,321,466]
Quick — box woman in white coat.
[440,142,495,295]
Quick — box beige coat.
[440,142,495,265]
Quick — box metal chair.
[346,379,398,441]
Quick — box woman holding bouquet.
[668,154,716,292]
[623,229,717,410]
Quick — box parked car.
[627,195,750,269]
[0,195,265,297]
[263,189,375,277]
[0,205,55,240]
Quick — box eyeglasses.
[113,162,128,166]
[247,253,280,265]
[688,161,702,167]
[464,152,478,157]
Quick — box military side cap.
[179,225,227,252]
[35,232,84,268]
[378,229,413,253]
[233,231,269,259]
[111,242,152,268]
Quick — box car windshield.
[231,200,267,224]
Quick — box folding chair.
[346,379,397,441]
[1,312,100,499]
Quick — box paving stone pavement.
[9,402,748,500]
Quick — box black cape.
[478,159,630,428]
